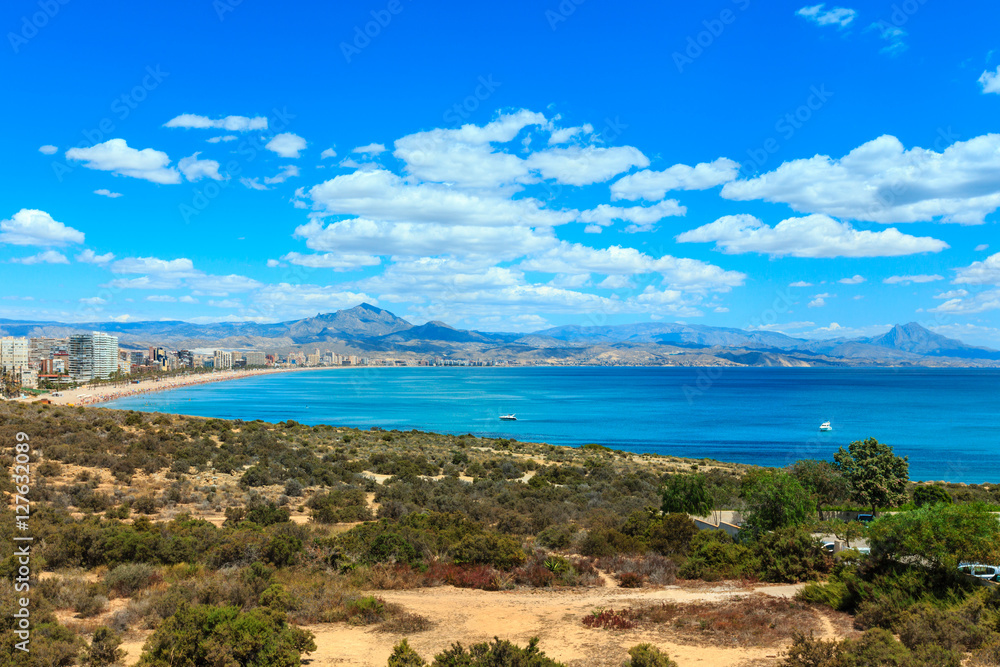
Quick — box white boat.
[499,414,517,421]
[819,421,833,431]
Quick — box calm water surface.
[105,366,1000,483]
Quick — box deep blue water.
[104,367,1000,483]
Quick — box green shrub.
[678,530,752,581]
[751,526,832,583]
[388,639,426,667]
[82,626,125,667]
[623,644,678,667]
[136,604,316,667]
[453,533,527,570]
[104,563,160,597]
[427,637,564,667]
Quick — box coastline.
[34,366,346,407]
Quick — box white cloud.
[796,4,857,28]
[525,145,649,186]
[66,138,180,184]
[79,296,106,305]
[178,152,223,182]
[281,251,381,271]
[518,242,745,291]
[578,200,686,233]
[164,114,267,131]
[838,274,865,284]
[980,66,1000,94]
[0,209,85,246]
[721,134,1000,224]
[676,213,948,258]
[179,295,198,304]
[249,283,377,320]
[145,295,177,303]
[747,321,815,332]
[930,290,1000,315]
[954,252,1000,285]
[266,259,282,268]
[548,124,592,145]
[611,158,739,201]
[320,148,337,159]
[208,299,242,309]
[789,281,814,287]
[976,244,989,252]
[94,189,123,198]
[353,143,386,154]
[76,249,115,265]
[808,293,833,308]
[265,132,307,158]
[870,22,907,56]
[206,135,237,143]
[263,165,299,185]
[933,289,968,299]
[883,274,943,285]
[11,250,69,265]
[596,275,634,289]
[38,145,57,155]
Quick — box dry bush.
[597,554,678,586]
[376,610,435,634]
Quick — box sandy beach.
[32,367,311,407]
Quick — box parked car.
[821,541,836,554]
[958,563,1000,580]
[856,513,875,524]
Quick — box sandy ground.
[279,583,834,667]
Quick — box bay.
[104,366,1000,484]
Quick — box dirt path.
[297,582,827,667]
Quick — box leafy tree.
[660,474,711,516]
[833,438,909,514]
[912,485,952,507]
[741,471,816,537]
[453,532,527,570]
[137,604,316,667]
[751,526,831,583]
[867,502,1000,570]
[788,459,849,517]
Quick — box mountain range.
[2,303,998,367]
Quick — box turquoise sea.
[104,366,1000,484]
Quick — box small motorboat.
[819,421,833,431]
[499,414,517,421]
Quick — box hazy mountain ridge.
[1,307,997,367]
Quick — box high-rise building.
[177,350,194,368]
[69,332,119,381]
[1,337,33,387]
[29,337,66,369]
[244,351,266,367]
[213,350,233,370]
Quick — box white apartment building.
[0,336,34,387]
[213,350,233,370]
[69,332,120,381]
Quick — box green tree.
[388,639,426,667]
[741,471,816,537]
[660,474,712,516]
[788,459,849,518]
[912,485,952,507]
[867,502,1000,570]
[833,438,909,514]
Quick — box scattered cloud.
[578,200,686,233]
[240,177,269,191]
[611,158,739,201]
[869,22,907,56]
[976,244,989,252]
[11,250,69,265]
[838,274,865,284]
[66,138,180,184]
[353,143,386,154]
[525,145,649,186]
[281,251,381,271]
[954,252,1000,285]
[178,152,224,182]
[263,165,300,185]
[883,274,943,285]
[94,189,123,198]
[206,135,237,143]
[266,132,307,158]
[933,289,968,299]
[789,281,814,287]
[808,292,834,308]
[145,295,177,303]
[978,66,1000,94]
[721,133,1000,224]
[0,209,85,246]
[79,296,106,305]
[930,289,1000,315]
[164,114,267,131]
[676,213,948,257]
[38,145,57,155]
[796,4,857,28]
[320,148,337,159]
[76,249,115,265]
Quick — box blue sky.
[2,0,1000,345]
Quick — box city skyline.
[3,2,1000,346]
